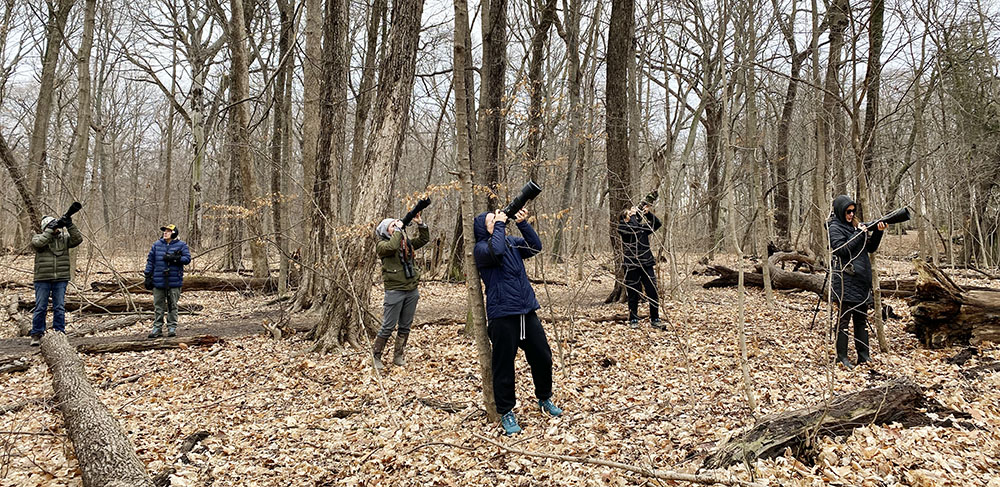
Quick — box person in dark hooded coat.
[473,208,562,435]
[827,195,885,368]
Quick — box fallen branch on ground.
[67,314,145,338]
[474,434,763,487]
[76,335,221,354]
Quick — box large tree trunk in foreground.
[703,378,966,469]
[604,0,634,303]
[907,260,1000,348]
[309,0,425,353]
[40,333,154,487]
[90,275,284,293]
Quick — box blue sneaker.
[501,411,522,435]
[538,399,563,417]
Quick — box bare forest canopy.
[0,0,999,302]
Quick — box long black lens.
[400,198,431,227]
[65,202,82,217]
[502,181,542,216]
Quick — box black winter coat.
[828,195,883,305]
[618,212,662,269]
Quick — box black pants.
[624,266,659,322]
[836,301,870,363]
[487,311,553,415]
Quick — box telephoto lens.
[502,181,542,216]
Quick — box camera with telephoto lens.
[862,207,911,228]
[502,181,542,217]
[400,198,431,227]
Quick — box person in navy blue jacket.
[473,208,563,435]
[144,224,192,338]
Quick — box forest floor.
[2,236,1000,486]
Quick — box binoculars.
[502,181,542,216]
[400,198,431,227]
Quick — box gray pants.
[152,287,182,332]
[380,289,419,338]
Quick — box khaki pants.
[152,287,182,333]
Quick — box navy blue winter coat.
[473,212,542,320]
[145,238,192,289]
[828,195,883,305]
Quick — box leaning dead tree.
[907,259,1000,348]
[40,333,154,487]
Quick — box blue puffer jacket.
[827,195,883,305]
[145,238,192,289]
[473,212,542,320]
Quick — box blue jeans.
[32,280,68,336]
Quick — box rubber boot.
[393,332,409,366]
[372,336,388,371]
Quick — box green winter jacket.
[376,224,430,291]
[32,224,84,282]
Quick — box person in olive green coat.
[372,213,429,370]
[29,215,84,346]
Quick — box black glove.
[143,272,154,290]
[45,219,60,231]
[59,215,72,227]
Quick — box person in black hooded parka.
[827,195,886,368]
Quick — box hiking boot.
[628,319,639,329]
[372,336,389,371]
[651,319,666,330]
[836,356,854,370]
[393,332,409,367]
[167,329,176,338]
[147,329,163,339]
[538,399,563,417]
[29,335,41,347]
[501,411,522,435]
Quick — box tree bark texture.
[454,0,498,421]
[477,0,508,209]
[310,0,425,353]
[40,332,154,487]
[907,260,1000,348]
[605,0,634,302]
[229,0,269,278]
[76,335,221,354]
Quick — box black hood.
[831,195,856,224]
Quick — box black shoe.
[147,330,162,339]
[836,357,854,370]
[166,330,176,338]
[29,335,41,347]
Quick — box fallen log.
[40,332,155,487]
[906,260,1000,348]
[90,275,280,294]
[19,297,203,313]
[703,378,967,469]
[0,356,30,374]
[76,335,221,354]
[67,314,146,338]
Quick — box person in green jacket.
[372,212,430,370]
[29,215,84,346]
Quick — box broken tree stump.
[90,275,281,294]
[19,296,203,313]
[40,332,155,487]
[907,259,1000,348]
[702,378,965,469]
[76,335,221,354]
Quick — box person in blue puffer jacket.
[473,208,563,436]
[144,224,191,338]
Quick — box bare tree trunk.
[477,0,507,210]
[300,0,323,244]
[230,0,269,278]
[808,0,830,258]
[68,0,96,204]
[310,0,425,353]
[0,134,41,231]
[271,0,293,294]
[604,0,634,303]
[551,0,583,262]
[524,0,557,181]
[454,0,498,421]
[349,0,387,214]
[21,0,73,241]
[40,333,154,487]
